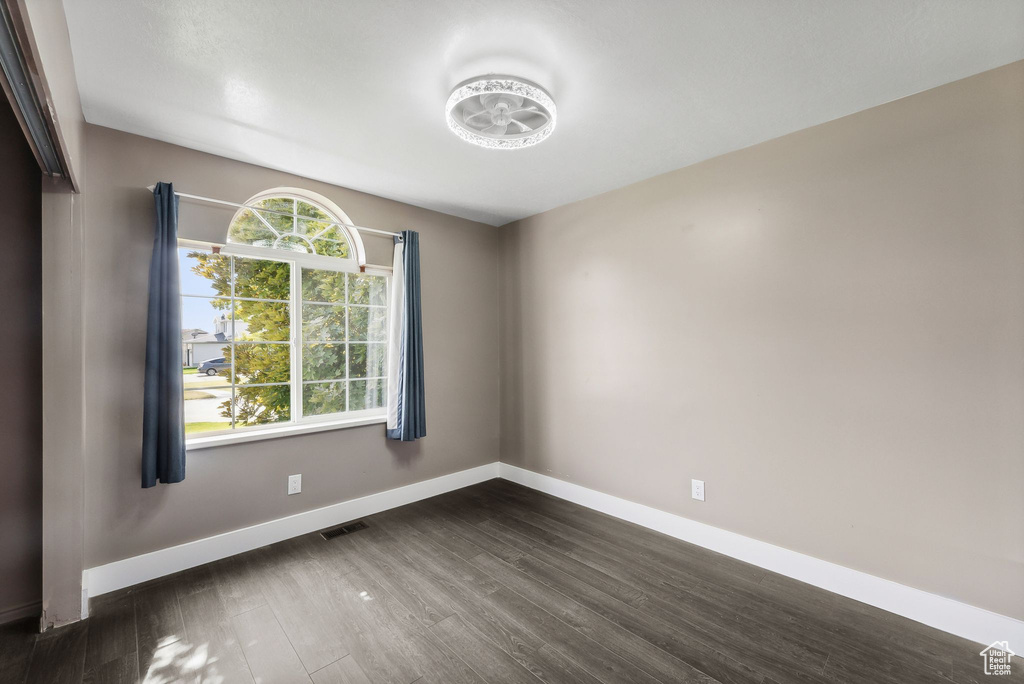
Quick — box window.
[180,189,387,439]
[226,193,356,258]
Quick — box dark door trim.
[0,0,78,190]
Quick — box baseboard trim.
[498,463,1023,649]
[83,462,500,599]
[82,459,1021,649]
[0,600,41,626]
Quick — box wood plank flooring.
[0,479,1010,683]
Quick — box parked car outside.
[197,357,230,376]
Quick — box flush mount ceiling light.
[445,76,556,150]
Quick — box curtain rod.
[144,185,403,239]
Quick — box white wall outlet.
[288,474,302,495]
[691,479,705,502]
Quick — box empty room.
[1,1,1022,682]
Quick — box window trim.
[179,233,392,448]
[186,412,388,450]
[227,186,369,268]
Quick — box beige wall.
[23,0,89,629]
[499,62,1024,619]
[81,125,500,569]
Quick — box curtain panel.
[386,230,426,441]
[142,182,186,486]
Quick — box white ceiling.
[63,1,1024,226]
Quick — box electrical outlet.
[288,474,302,495]
[691,479,705,502]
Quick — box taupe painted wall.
[81,125,499,569]
[499,62,1024,619]
[23,0,89,629]
[0,94,42,623]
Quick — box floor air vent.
[320,520,368,540]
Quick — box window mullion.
[345,272,350,413]
[291,258,301,424]
[230,256,236,429]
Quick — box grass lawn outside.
[183,390,216,400]
[183,379,231,389]
[183,367,198,375]
[185,421,231,435]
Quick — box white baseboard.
[83,462,500,599]
[498,463,1023,649]
[82,459,1021,651]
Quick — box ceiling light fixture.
[445,75,556,150]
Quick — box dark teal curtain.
[387,230,426,441]
[142,182,185,487]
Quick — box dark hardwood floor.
[0,479,1008,683]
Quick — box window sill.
[186,414,388,451]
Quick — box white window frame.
[235,186,369,268]
[181,191,391,450]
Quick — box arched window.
[180,188,387,442]
[227,187,367,267]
